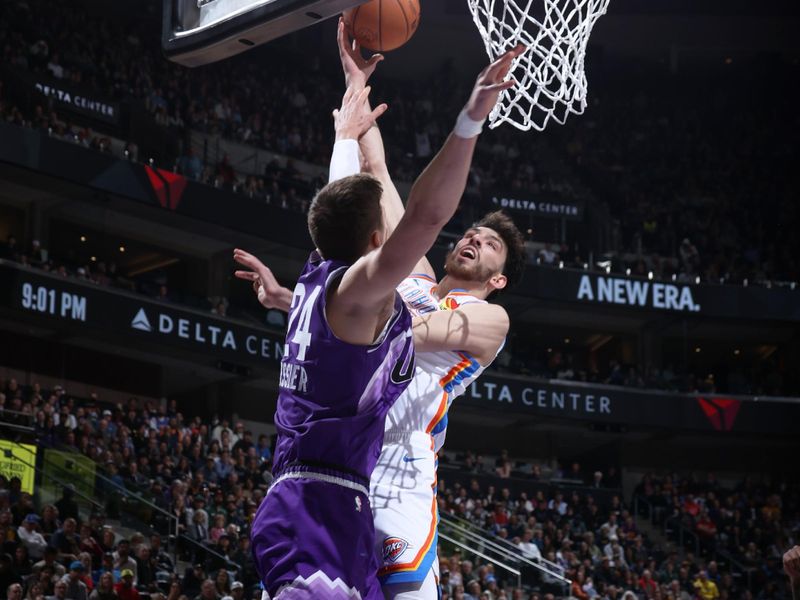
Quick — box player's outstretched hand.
[464,44,526,121]
[233,248,292,311]
[337,18,384,89]
[333,85,388,141]
[785,546,800,582]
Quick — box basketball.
[343,0,420,52]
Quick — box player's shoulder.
[397,274,439,315]
[406,272,438,288]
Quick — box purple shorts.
[251,469,382,599]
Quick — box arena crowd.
[0,378,796,599]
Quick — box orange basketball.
[343,0,420,52]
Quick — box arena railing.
[0,431,181,562]
[635,493,762,592]
[635,494,701,561]
[439,512,570,589]
[714,547,755,591]
[0,435,105,518]
[177,533,242,572]
[0,408,35,432]
[437,529,525,589]
[438,463,624,509]
[35,438,181,549]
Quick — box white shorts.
[370,433,439,586]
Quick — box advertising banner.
[487,193,585,221]
[1,262,798,434]
[520,269,800,322]
[0,440,37,494]
[41,449,97,504]
[460,373,800,434]
[0,260,285,368]
[0,125,797,322]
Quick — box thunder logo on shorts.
[382,537,411,563]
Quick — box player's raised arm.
[335,18,431,278]
[411,303,509,366]
[333,46,525,319]
[234,247,506,362]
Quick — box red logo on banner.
[697,397,741,431]
[145,166,187,210]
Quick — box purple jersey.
[271,251,415,480]
[253,252,415,598]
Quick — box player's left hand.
[333,85,388,141]
[233,248,290,310]
[785,545,800,581]
[337,18,384,89]
[464,44,526,121]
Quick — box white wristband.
[454,109,485,139]
[328,139,361,183]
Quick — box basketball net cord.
[467,0,610,131]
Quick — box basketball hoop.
[467,0,610,131]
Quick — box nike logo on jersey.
[402,455,424,463]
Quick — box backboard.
[163,0,364,67]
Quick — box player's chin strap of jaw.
[453,109,485,139]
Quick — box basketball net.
[467,0,610,131]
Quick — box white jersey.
[371,274,493,584]
[385,274,488,452]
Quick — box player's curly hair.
[475,210,526,297]
[308,174,384,264]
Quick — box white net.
[467,0,610,131]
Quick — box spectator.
[194,579,218,600]
[212,569,230,597]
[638,569,657,597]
[78,526,103,566]
[111,542,136,585]
[24,581,44,600]
[176,148,203,181]
[46,579,67,600]
[133,546,154,589]
[39,504,61,543]
[76,553,94,591]
[32,547,66,578]
[148,534,173,574]
[516,529,541,562]
[55,488,80,522]
[17,514,47,560]
[113,570,138,600]
[51,519,81,563]
[188,511,210,545]
[693,570,719,600]
[7,583,23,600]
[92,553,119,585]
[229,581,244,600]
[88,573,117,600]
[63,561,89,600]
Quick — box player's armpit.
[411,303,509,366]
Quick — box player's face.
[445,226,507,284]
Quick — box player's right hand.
[785,545,800,581]
[233,248,289,310]
[337,18,384,89]
[333,85,388,141]
[464,44,526,121]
